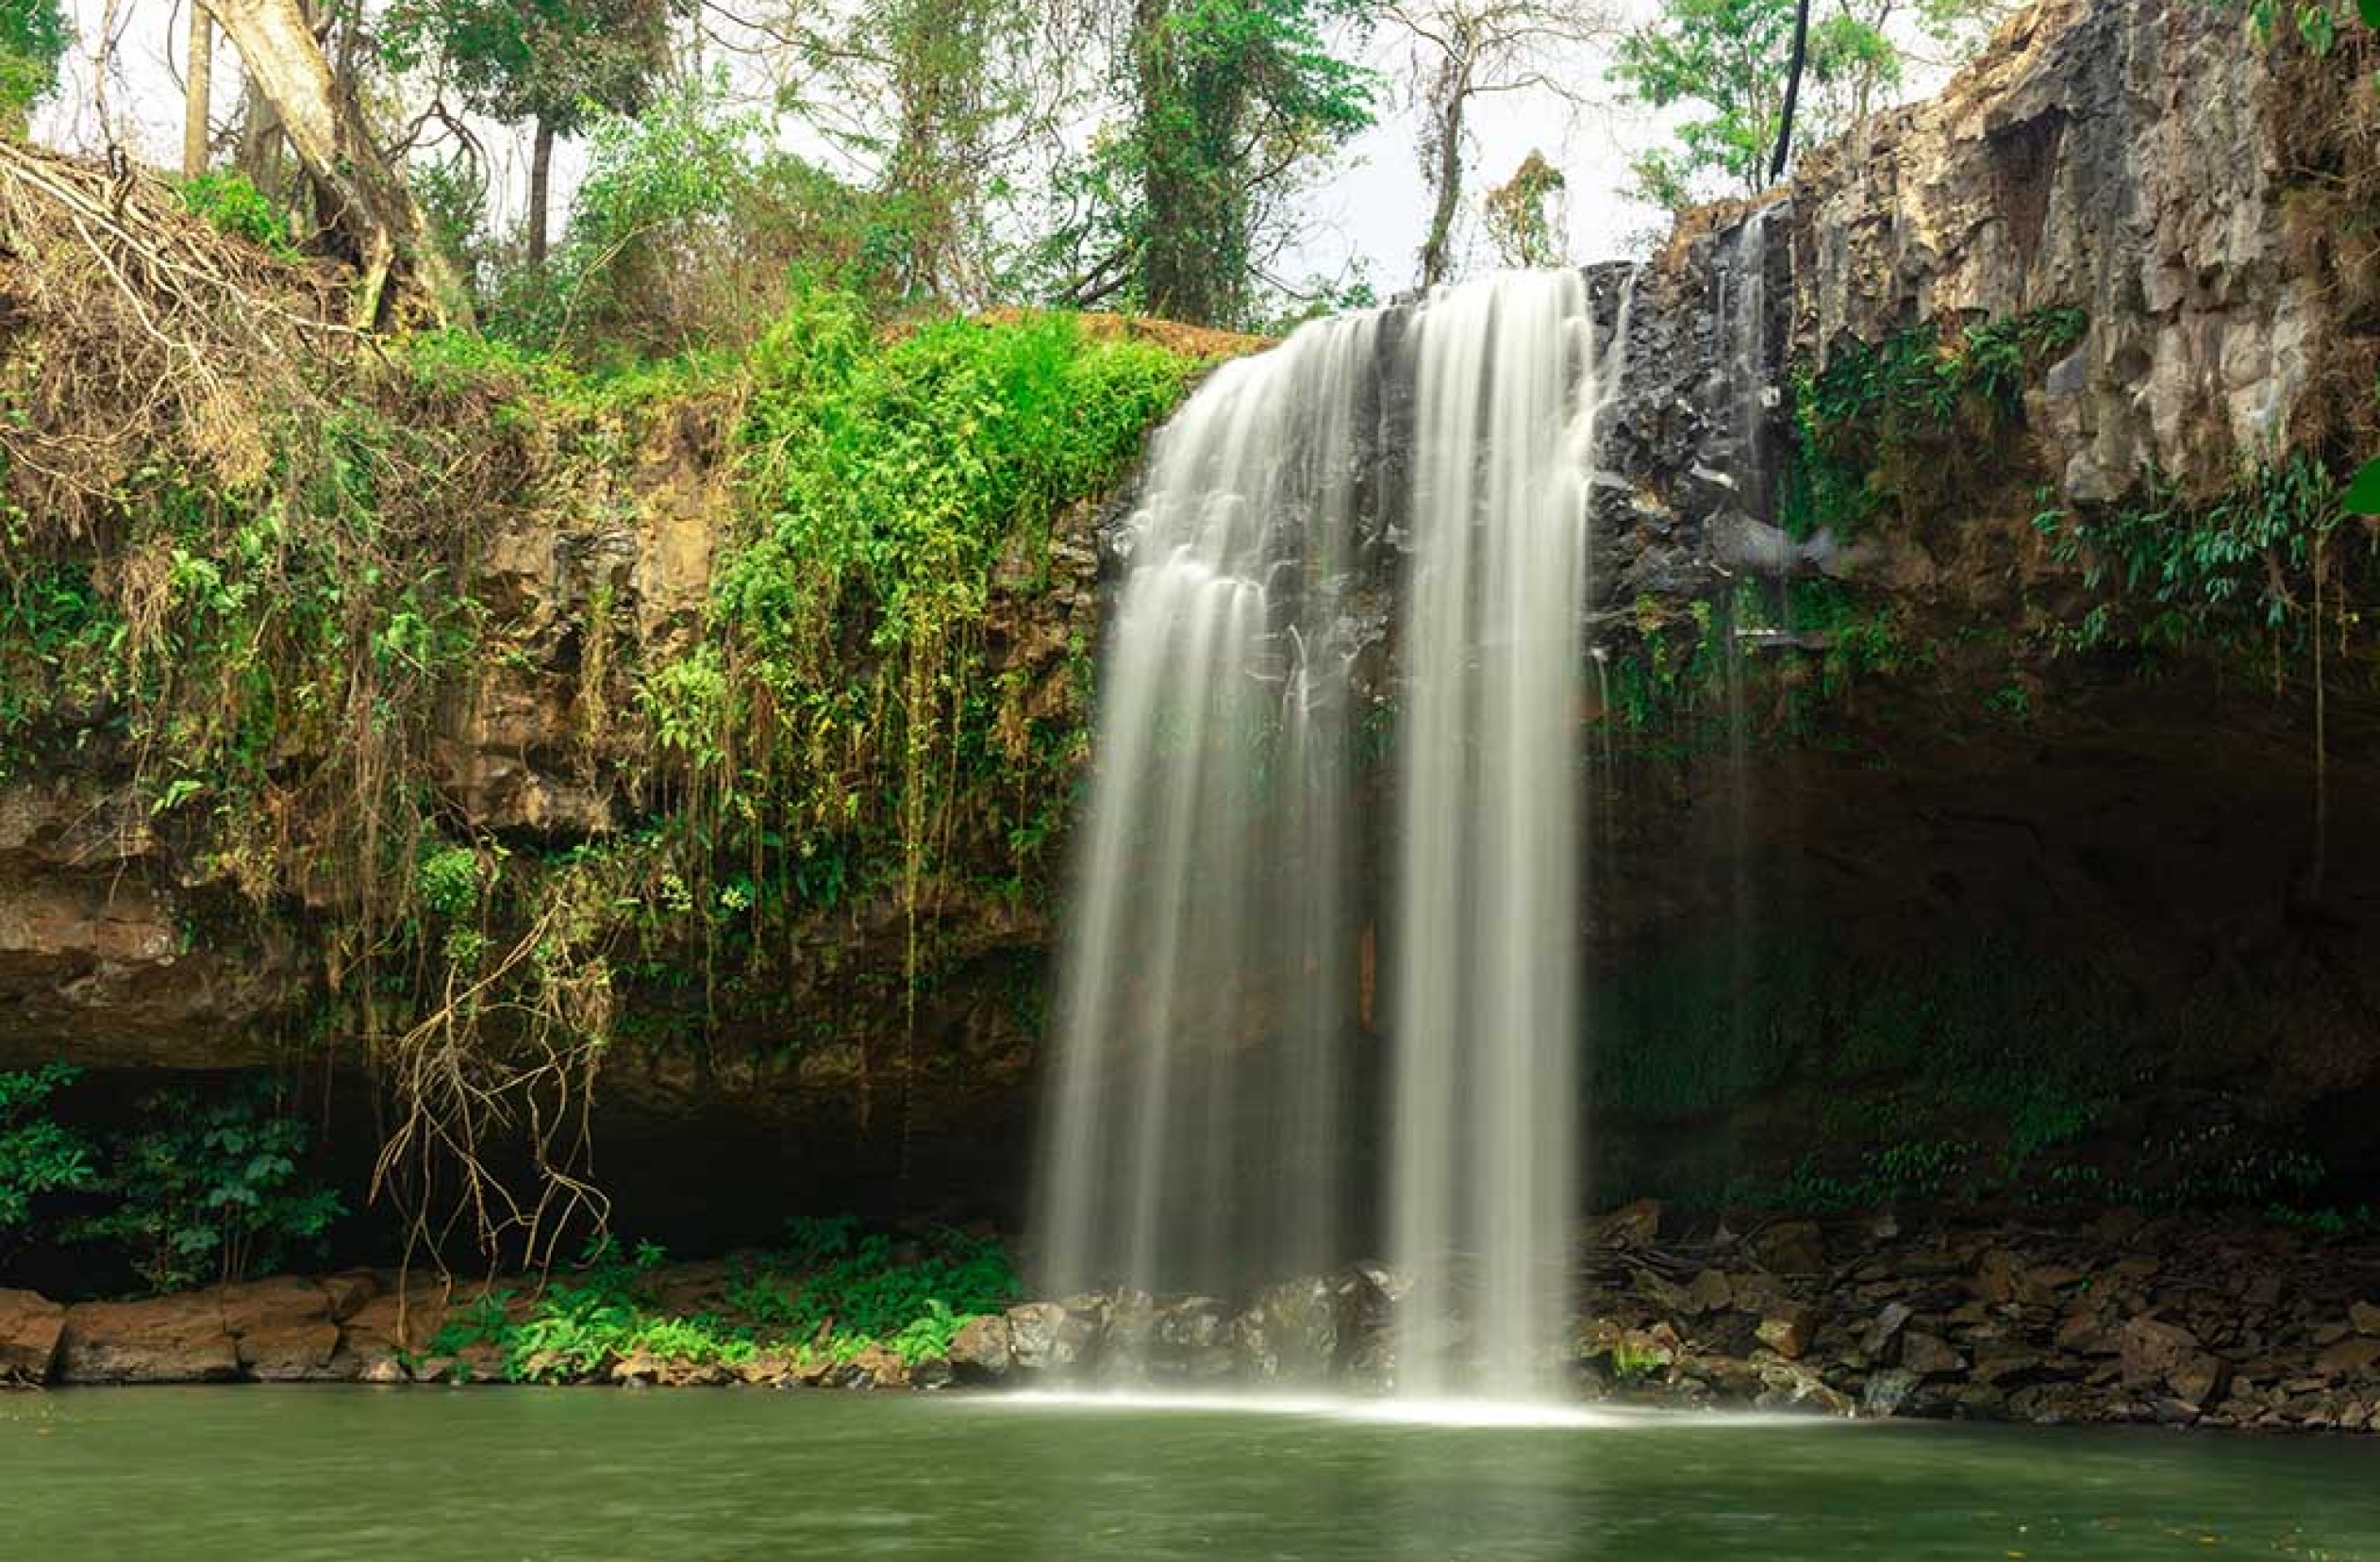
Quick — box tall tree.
[209,0,473,324]
[185,4,217,175]
[1611,0,1886,207]
[1123,0,1374,325]
[384,0,673,269]
[1388,0,1609,289]
[778,0,1040,302]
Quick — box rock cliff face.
[2,0,2375,1249]
[1604,0,2359,600]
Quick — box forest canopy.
[6,0,2043,341]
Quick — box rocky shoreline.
[6,1206,2378,1433]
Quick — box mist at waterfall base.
[1034,270,1631,1401]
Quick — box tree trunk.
[184,5,214,177]
[1418,71,1470,289]
[527,115,555,272]
[234,80,282,191]
[1769,0,1813,185]
[1133,0,1193,320]
[1133,0,1240,326]
[208,0,473,327]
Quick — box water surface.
[7,1388,2378,1560]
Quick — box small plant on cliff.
[2031,456,2346,674]
[77,1081,344,1293]
[0,1064,95,1253]
[1785,307,2087,539]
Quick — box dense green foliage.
[640,295,1197,974]
[424,1222,1020,1381]
[175,170,308,261]
[1594,581,1913,759]
[1118,0,1377,324]
[2033,456,2348,664]
[0,258,1207,1265]
[74,1083,344,1292]
[383,0,666,137]
[0,1065,94,1251]
[1612,0,1890,205]
[0,0,66,131]
[0,1073,341,1290]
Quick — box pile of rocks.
[6,1208,2376,1431]
[1555,1204,2380,1431]
[943,1271,1399,1388]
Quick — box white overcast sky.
[42,1,1960,297]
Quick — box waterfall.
[1037,271,1626,1400]
[1389,271,1612,1399]
[1724,206,1773,519]
[1035,315,1376,1302]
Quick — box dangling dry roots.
[0,140,358,536]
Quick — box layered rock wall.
[2,0,2374,1247]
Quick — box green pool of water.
[6,1387,2378,1560]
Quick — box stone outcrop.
[1,0,2374,1263]
[1602,0,2356,611]
[57,1295,242,1384]
[1790,0,2314,500]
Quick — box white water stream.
[1038,272,1628,1398]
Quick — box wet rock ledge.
[6,1207,2379,1432]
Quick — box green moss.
[1593,580,1915,759]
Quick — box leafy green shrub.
[0,1064,94,1252]
[0,563,122,780]
[415,840,494,918]
[175,171,302,262]
[733,1219,1022,1365]
[0,0,67,129]
[2032,455,2345,664]
[77,1081,344,1292]
[510,75,890,355]
[1741,1138,1977,1215]
[433,1221,1020,1379]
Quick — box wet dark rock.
[1861,1302,1915,1359]
[1900,1332,1967,1379]
[1599,1200,1665,1247]
[1234,1277,1343,1380]
[1685,1271,1735,1316]
[1755,1308,1816,1361]
[1004,1302,1096,1374]
[947,1315,1015,1383]
[2315,1338,2380,1382]
[2120,1316,2231,1407]
[1862,1369,1923,1417]
[1152,1297,1235,1379]
[1750,1222,1826,1275]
